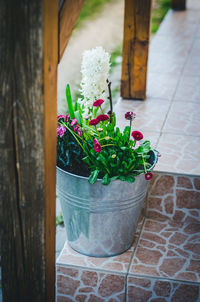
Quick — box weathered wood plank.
[0,0,58,301]
[171,0,186,10]
[43,0,58,301]
[59,0,85,61]
[121,0,152,100]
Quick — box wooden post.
[0,0,58,301]
[171,0,186,10]
[121,0,152,100]
[59,0,85,61]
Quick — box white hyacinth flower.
[79,46,110,118]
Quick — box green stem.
[142,154,147,173]
[100,106,104,114]
[101,144,115,148]
[129,120,132,139]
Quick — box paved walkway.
[116,0,200,176]
[57,0,124,114]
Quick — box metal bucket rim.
[56,149,159,182]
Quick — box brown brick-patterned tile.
[56,266,126,302]
[127,276,200,301]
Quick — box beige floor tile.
[163,102,200,135]
[156,133,200,175]
[147,72,179,100]
[148,52,185,75]
[174,76,200,103]
[115,98,170,132]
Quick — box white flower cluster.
[79,46,110,118]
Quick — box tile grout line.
[127,272,200,287]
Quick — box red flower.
[125,112,136,121]
[96,114,109,122]
[132,130,143,141]
[89,119,99,126]
[94,142,101,153]
[145,172,153,180]
[71,118,77,126]
[77,129,82,136]
[93,99,104,107]
[74,124,80,131]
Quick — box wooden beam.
[59,0,85,62]
[171,0,186,10]
[121,0,152,100]
[43,0,58,301]
[0,0,58,301]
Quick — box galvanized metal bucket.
[57,150,158,257]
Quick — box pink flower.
[71,118,77,126]
[93,99,104,107]
[96,114,109,122]
[65,114,69,122]
[58,114,69,122]
[132,130,143,141]
[145,172,153,180]
[94,142,101,153]
[57,125,66,138]
[77,129,82,136]
[125,112,136,121]
[74,124,80,131]
[89,119,99,126]
[93,139,99,144]
[57,114,65,120]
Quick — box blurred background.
[57,0,171,114]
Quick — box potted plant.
[56,47,159,257]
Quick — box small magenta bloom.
[71,118,77,126]
[57,125,66,138]
[65,114,69,122]
[132,130,143,141]
[74,124,80,132]
[96,114,109,122]
[94,142,101,153]
[93,139,99,144]
[145,172,153,180]
[57,114,65,120]
[89,119,99,126]
[93,99,104,107]
[125,112,136,121]
[77,129,82,136]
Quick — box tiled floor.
[115,2,200,176]
[57,173,200,301]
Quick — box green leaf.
[111,175,119,181]
[82,156,91,165]
[111,112,116,127]
[123,126,130,135]
[74,100,78,111]
[125,175,136,183]
[97,154,107,167]
[88,170,99,184]
[75,110,82,126]
[102,173,111,185]
[66,84,75,119]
